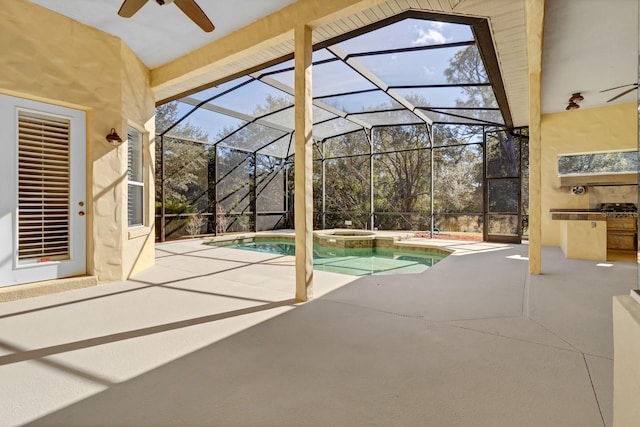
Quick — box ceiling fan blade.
[606,86,638,103]
[600,83,637,93]
[174,0,215,32]
[118,0,149,17]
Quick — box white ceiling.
[29,0,296,68]
[542,0,638,114]
[29,0,639,118]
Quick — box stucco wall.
[540,102,637,247]
[120,45,157,278]
[0,0,155,282]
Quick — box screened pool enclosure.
[156,12,529,243]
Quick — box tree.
[155,102,210,206]
[373,125,431,230]
[558,150,637,175]
[445,46,514,175]
[444,46,497,112]
[313,131,371,228]
[156,45,527,237]
[213,94,291,231]
[155,102,212,238]
[444,46,525,236]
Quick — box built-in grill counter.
[550,203,638,261]
[601,203,638,253]
[553,151,638,261]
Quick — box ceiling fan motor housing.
[119,0,214,32]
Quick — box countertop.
[550,208,606,220]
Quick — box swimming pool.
[212,238,446,276]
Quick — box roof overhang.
[151,0,529,127]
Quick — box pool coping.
[204,229,454,257]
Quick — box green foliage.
[558,151,638,175]
[156,102,209,140]
[374,126,431,214]
[217,147,253,214]
[433,145,482,214]
[444,45,497,110]
[155,43,527,237]
[156,102,214,238]
[445,46,526,236]
[156,98,291,237]
[156,101,212,210]
[157,199,195,215]
[155,199,195,240]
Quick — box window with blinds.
[17,111,71,263]
[128,127,144,227]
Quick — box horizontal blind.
[128,129,144,227]
[17,111,71,262]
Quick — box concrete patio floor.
[0,238,636,426]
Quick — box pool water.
[216,239,446,276]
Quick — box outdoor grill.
[598,203,638,218]
[599,203,638,252]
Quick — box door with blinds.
[0,95,86,287]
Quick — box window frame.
[127,126,145,228]
[557,149,638,176]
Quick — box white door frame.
[0,94,86,287]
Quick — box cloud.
[431,21,449,30]
[412,28,448,45]
[422,66,436,79]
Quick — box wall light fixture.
[106,128,124,144]
[566,92,584,111]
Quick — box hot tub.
[314,230,376,249]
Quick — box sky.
[169,17,498,151]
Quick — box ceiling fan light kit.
[569,92,584,104]
[565,92,583,111]
[118,0,215,32]
[566,101,580,111]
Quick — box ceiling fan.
[118,0,215,32]
[599,83,638,103]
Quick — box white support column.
[294,24,313,302]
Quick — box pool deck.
[208,229,487,255]
[0,235,635,426]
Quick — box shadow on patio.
[0,238,634,426]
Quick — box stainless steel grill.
[598,203,638,218]
[599,203,638,252]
